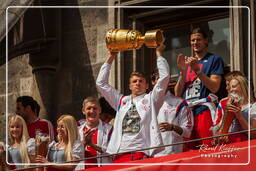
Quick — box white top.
[250,102,256,120]
[119,96,148,153]
[155,92,193,157]
[48,140,84,171]
[96,56,170,156]
[27,139,84,170]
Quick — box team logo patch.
[141,99,148,105]
[140,105,150,111]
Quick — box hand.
[156,43,165,57]
[213,135,229,145]
[108,50,118,58]
[159,122,173,132]
[106,50,118,64]
[83,130,93,146]
[177,54,189,72]
[186,56,201,73]
[226,104,241,114]
[35,155,48,163]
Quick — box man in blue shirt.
[174,27,224,148]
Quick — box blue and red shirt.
[183,52,224,115]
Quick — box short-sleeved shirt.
[183,53,224,115]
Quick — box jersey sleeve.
[210,56,224,75]
[96,63,123,111]
[151,56,170,113]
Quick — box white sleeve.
[96,63,123,111]
[151,56,170,112]
[27,138,36,156]
[250,103,256,120]
[179,106,194,138]
[72,140,84,159]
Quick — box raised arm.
[174,54,188,97]
[96,51,123,110]
[151,44,170,112]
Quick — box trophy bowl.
[106,29,164,52]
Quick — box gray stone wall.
[0,54,40,142]
[54,5,109,122]
[0,0,112,141]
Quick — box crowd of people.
[1,27,256,170]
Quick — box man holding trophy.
[96,29,170,162]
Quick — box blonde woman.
[8,115,30,169]
[214,74,254,143]
[35,114,84,171]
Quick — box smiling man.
[78,96,113,168]
[16,96,55,141]
[96,44,170,162]
[174,28,224,148]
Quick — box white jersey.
[155,92,193,157]
[96,56,170,156]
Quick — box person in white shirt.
[96,44,170,163]
[78,96,113,168]
[151,71,193,157]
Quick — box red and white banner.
[80,140,255,171]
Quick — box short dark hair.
[16,96,40,116]
[129,71,149,83]
[99,97,116,117]
[190,27,208,39]
[34,100,40,117]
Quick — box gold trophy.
[106,29,164,52]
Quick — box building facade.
[0,0,255,142]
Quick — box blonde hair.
[8,115,30,165]
[225,71,245,81]
[230,75,253,103]
[57,115,78,161]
